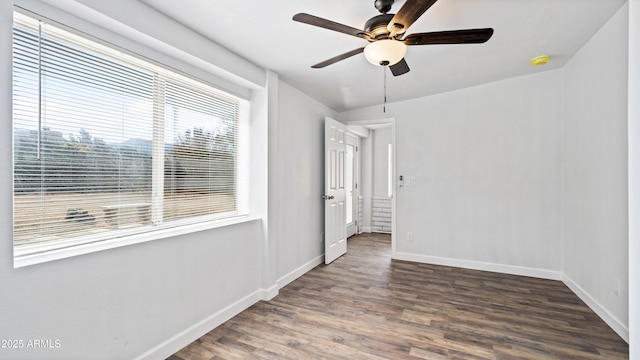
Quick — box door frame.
[345,132,359,238]
[345,117,397,259]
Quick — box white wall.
[341,70,564,276]
[252,71,277,298]
[274,80,337,284]
[0,217,264,360]
[629,0,640,356]
[562,3,630,340]
[372,127,392,197]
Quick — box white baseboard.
[260,284,279,301]
[136,255,325,360]
[562,274,629,343]
[394,252,563,281]
[277,255,323,290]
[134,290,263,360]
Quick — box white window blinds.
[13,12,242,257]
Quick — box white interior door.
[324,117,347,264]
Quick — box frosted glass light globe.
[363,40,407,66]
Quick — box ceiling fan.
[293,0,494,76]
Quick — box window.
[12,12,248,261]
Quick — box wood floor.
[168,233,628,360]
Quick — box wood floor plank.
[169,233,629,359]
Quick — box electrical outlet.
[613,277,621,296]
[407,232,413,243]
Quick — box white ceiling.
[140,0,626,112]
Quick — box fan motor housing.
[365,14,394,40]
[374,0,394,14]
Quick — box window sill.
[14,215,261,268]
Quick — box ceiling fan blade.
[311,47,365,68]
[293,13,368,39]
[389,58,410,76]
[387,0,438,38]
[403,28,494,45]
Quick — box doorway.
[345,119,396,258]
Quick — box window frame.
[12,9,252,268]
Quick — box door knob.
[322,195,335,200]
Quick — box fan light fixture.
[363,40,407,66]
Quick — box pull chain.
[383,67,387,113]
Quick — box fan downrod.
[374,0,394,14]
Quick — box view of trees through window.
[12,13,240,251]
[14,127,152,193]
